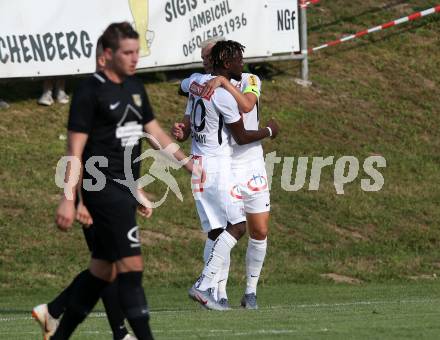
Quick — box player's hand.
[201,76,224,98]
[171,122,186,141]
[76,201,93,227]
[137,188,153,218]
[266,119,280,139]
[56,198,76,231]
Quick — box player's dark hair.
[211,40,245,70]
[101,22,139,52]
[96,36,104,57]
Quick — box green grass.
[1,2,440,338]
[1,283,439,339]
[0,0,439,300]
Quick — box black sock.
[118,272,154,340]
[51,270,108,340]
[101,279,129,340]
[48,270,89,319]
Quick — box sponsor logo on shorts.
[127,226,141,248]
[230,184,243,199]
[247,175,268,192]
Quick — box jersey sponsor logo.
[109,101,120,110]
[230,184,243,200]
[247,175,268,192]
[132,94,142,107]
[116,121,143,147]
[191,131,206,144]
[127,226,141,248]
[115,104,144,147]
[189,81,212,100]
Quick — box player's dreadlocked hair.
[211,40,245,69]
[101,22,139,52]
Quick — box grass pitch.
[1,282,439,339]
[1,1,440,339]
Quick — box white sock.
[196,231,237,291]
[217,250,230,300]
[245,237,267,295]
[203,238,215,264]
[203,238,217,299]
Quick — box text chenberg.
[0,31,93,64]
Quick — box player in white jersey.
[201,71,269,309]
[175,40,279,310]
[174,38,247,309]
[175,41,271,309]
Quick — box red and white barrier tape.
[310,5,440,53]
[300,0,321,9]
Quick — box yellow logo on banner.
[132,94,142,107]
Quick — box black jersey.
[68,72,155,201]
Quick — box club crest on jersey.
[230,185,243,200]
[248,75,258,87]
[132,94,142,107]
[247,175,268,192]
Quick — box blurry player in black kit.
[44,22,192,340]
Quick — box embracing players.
[173,39,277,310]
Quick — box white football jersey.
[185,74,241,170]
[230,73,264,164]
[181,72,203,93]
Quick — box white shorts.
[230,157,270,214]
[192,162,245,233]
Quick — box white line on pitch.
[0,298,438,323]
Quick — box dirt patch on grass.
[141,230,172,246]
[328,224,370,241]
[408,274,437,281]
[321,273,363,284]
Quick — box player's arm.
[203,76,258,113]
[216,89,278,145]
[136,187,153,218]
[60,79,97,230]
[76,171,93,227]
[227,118,279,145]
[178,73,202,97]
[144,119,193,174]
[172,94,193,142]
[56,132,88,230]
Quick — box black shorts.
[82,225,95,252]
[83,198,141,262]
